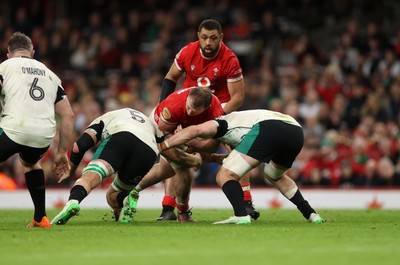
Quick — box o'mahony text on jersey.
[21,67,45,76]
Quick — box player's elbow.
[63,112,75,129]
[65,109,75,122]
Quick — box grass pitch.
[0,209,399,265]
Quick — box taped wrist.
[70,133,95,165]
[160,79,177,102]
[160,140,170,151]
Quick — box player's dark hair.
[8,32,33,53]
[198,19,222,34]
[188,87,213,109]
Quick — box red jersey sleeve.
[223,50,243,83]
[174,44,192,72]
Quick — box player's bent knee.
[82,160,114,182]
[222,150,252,178]
[264,162,286,180]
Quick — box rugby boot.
[245,200,260,220]
[156,209,177,221]
[27,216,51,228]
[213,215,251,225]
[308,213,325,224]
[51,201,80,225]
[177,209,194,222]
[120,190,139,224]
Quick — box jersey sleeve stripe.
[227,75,243,83]
[174,58,183,72]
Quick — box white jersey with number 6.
[88,108,164,154]
[0,57,62,148]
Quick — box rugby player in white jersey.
[51,108,200,225]
[158,109,325,224]
[0,32,75,228]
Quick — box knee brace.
[82,160,114,182]
[264,162,286,180]
[222,150,252,177]
[111,173,136,192]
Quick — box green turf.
[0,209,399,265]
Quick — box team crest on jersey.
[213,68,219,76]
[162,107,171,120]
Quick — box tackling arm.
[162,148,202,169]
[65,121,103,182]
[186,138,220,153]
[159,120,218,151]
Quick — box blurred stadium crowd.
[1,0,400,189]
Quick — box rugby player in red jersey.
[157,19,258,221]
[132,86,224,221]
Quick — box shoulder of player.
[159,90,186,109]
[0,57,22,69]
[2,58,61,81]
[35,60,60,77]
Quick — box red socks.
[241,183,252,202]
[162,185,251,209]
[176,203,189,213]
[162,195,177,208]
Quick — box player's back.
[0,57,62,147]
[223,109,301,128]
[215,110,301,147]
[93,108,163,154]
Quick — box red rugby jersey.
[174,41,243,104]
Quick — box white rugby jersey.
[0,57,63,147]
[214,109,301,147]
[88,108,164,154]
